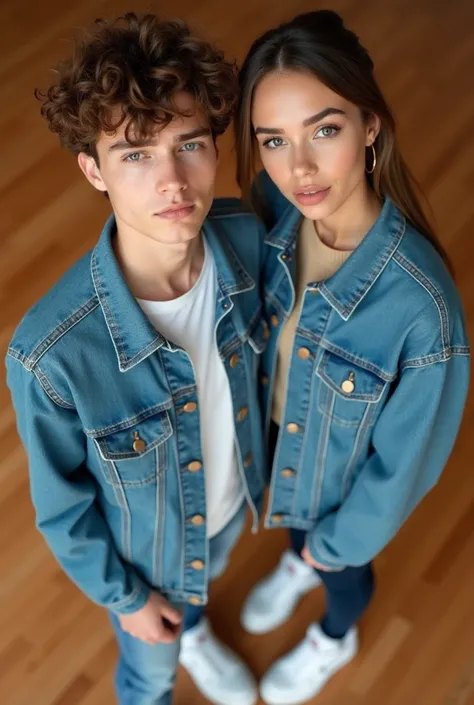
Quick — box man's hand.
[301,545,335,572]
[118,592,182,645]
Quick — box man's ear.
[77,152,108,192]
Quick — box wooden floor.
[1,1,473,703]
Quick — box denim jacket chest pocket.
[316,350,388,428]
[91,408,173,488]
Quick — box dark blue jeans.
[290,528,374,639]
[270,422,375,639]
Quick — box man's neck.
[113,221,205,302]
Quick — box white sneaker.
[179,617,258,705]
[241,550,322,634]
[260,623,358,705]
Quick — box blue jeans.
[109,502,248,705]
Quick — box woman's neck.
[313,181,382,251]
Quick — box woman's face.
[251,70,379,220]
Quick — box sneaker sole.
[260,644,358,705]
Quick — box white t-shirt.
[137,239,244,538]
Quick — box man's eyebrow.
[254,108,346,135]
[175,127,212,142]
[108,139,155,153]
[108,127,212,152]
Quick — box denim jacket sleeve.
[306,352,470,569]
[6,354,151,614]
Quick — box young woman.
[235,10,470,705]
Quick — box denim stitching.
[119,340,167,372]
[95,418,172,462]
[291,351,319,517]
[110,584,144,610]
[20,297,100,371]
[402,346,470,370]
[296,331,395,382]
[85,403,173,437]
[310,387,333,520]
[114,472,132,560]
[317,351,386,403]
[393,251,450,352]
[320,215,405,320]
[174,386,199,405]
[152,444,167,585]
[341,403,373,502]
[6,348,27,365]
[317,386,374,428]
[34,366,74,410]
[91,250,128,367]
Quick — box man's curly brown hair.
[36,13,238,160]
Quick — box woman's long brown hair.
[235,10,451,268]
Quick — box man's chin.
[149,220,204,245]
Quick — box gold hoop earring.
[366,143,377,174]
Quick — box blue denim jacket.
[6,200,267,613]
[258,172,470,569]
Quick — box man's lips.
[155,203,196,220]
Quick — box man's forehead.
[100,94,210,145]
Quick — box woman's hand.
[301,545,335,572]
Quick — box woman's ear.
[366,113,381,146]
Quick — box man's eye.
[124,152,143,162]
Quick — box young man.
[6,14,268,705]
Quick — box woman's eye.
[262,137,285,150]
[315,125,340,138]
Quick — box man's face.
[78,92,218,245]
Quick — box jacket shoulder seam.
[11,296,100,371]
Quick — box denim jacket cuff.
[306,530,346,572]
[108,580,151,615]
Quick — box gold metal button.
[132,432,146,453]
[263,322,270,340]
[341,372,355,394]
[188,596,201,605]
[271,513,284,523]
[261,375,269,385]
[191,560,205,571]
[244,453,253,468]
[187,460,203,472]
[229,353,239,368]
[237,407,248,422]
[298,347,311,360]
[271,314,279,327]
[281,468,296,478]
[190,515,205,526]
[183,402,197,413]
[286,422,300,434]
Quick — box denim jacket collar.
[91,215,255,372]
[266,197,406,320]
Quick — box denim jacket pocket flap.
[94,409,173,462]
[316,350,386,403]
